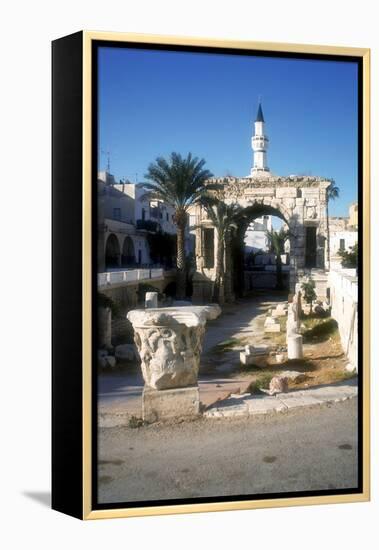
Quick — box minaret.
[250,102,270,176]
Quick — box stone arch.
[121,236,136,267]
[192,176,330,302]
[238,201,290,226]
[232,202,293,295]
[105,233,121,269]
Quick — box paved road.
[98,398,358,504]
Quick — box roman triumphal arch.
[191,174,331,303]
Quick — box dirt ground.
[200,302,354,396]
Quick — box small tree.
[338,243,358,269]
[301,277,317,314]
[201,197,241,303]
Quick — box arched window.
[105,234,120,269]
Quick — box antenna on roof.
[100,149,111,173]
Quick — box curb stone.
[204,380,358,419]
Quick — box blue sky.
[98,47,358,217]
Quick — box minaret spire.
[250,101,270,176]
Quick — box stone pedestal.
[127,304,221,421]
[240,345,269,367]
[142,385,200,422]
[264,317,281,333]
[288,334,303,359]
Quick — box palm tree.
[201,198,241,303]
[265,227,290,290]
[144,153,213,299]
[326,180,340,268]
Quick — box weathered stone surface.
[264,322,281,333]
[269,376,288,395]
[264,316,277,327]
[204,380,358,419]
[127,305,220,390]
[287,334,303,360]
[272,307,287,318]
[142,385,200,422]
[278,394,322,409]
[276,187,298,199]
[245,396,287,415]
[193,169,330,299]
[265,325,281,333]
[240,345,270,367]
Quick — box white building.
[98,172,193,271]
[98,172,151,270]
[115,182,178,235]
[244,215,272,252]
[329,214,358,269]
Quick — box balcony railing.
[98,267,171,288]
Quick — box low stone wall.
[98,273,176,344]
[329,268,358,371]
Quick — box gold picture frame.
[52,31,370,520]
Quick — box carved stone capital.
[127,306,220,390]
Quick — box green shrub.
[301,277,317,313]
[338,243,358,269]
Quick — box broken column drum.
[145,291,158,309]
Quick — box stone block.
[264,323,281,333]
[272,308,287,318]
[245,187,275,196]
[287,334,303,360]
[278,395,321,409]
[245,395,287,415]
[142,385,200,423]
[276,187,298,199]
[264,316,277,327]
[145,291,158,308]
[240,351,268,368]
[283,198,296,208]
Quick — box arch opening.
[105,234,121,270]
[231,204,292,296]
[121,236,136,267]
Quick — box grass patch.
[247,373,274,394]
[128,416,146,429]
[263,316,287,346]
[303,318,338,343]
[329,369,356,382]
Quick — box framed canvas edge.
[81,31,371,520]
